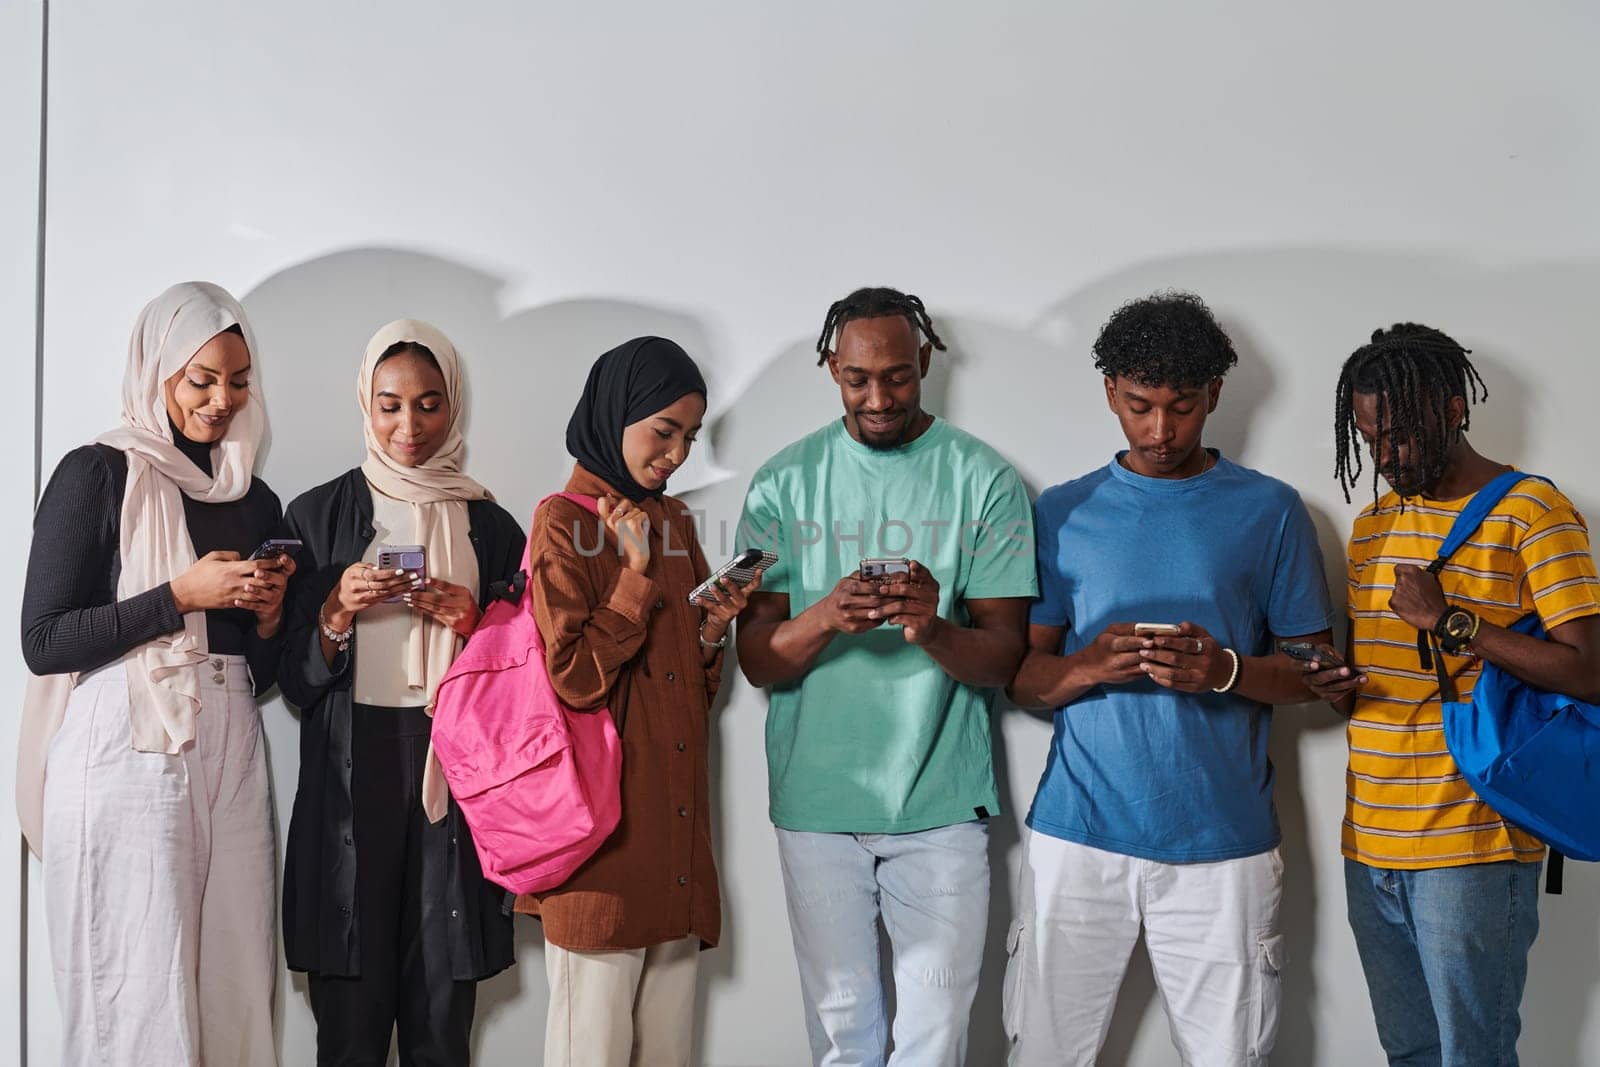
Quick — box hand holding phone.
[249,538,303,562]
[1283,639,1368,706]
[866,560,943,646]
[1278,640,1346,669]
[688,549,778,606]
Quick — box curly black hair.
[815,286,947,366]
[1092,291,1239,388]
[1334,323,1486,504]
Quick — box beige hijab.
[18,282,264,856]
[357,319,490,822]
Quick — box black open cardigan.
[278,466,523,980]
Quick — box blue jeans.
[776,821,990,1067]
[1344,858,1541,1067]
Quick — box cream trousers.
[43,657,276,1067]
[543,937,700,1067]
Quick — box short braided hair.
[815,286,946,366]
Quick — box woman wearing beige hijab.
[277,320,523,1064]
[20,281,290,1065]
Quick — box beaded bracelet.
[1211,647,1242,694]
[319,607,354,653]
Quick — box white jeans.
[543,937,700,1067]
[43,658,276,1067]
[776,821,990,1067]
[1004,830,1285,1067]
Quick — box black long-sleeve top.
[20,428,284,695]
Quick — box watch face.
[1445,610,1475,639]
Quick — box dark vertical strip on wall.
[22,3,49,1064]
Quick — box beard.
[855,409,918,450]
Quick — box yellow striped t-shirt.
[1344,476,1600,869]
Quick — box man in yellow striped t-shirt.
[1304,323,1600,1067]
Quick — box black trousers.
[308,704,477,1066]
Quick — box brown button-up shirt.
[514,463,723,951]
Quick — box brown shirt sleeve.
[528,500,660,710]
[686,520,725,703]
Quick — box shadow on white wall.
[238,245,1600,1066]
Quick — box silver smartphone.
[687,548,778,605]
[859,557,911,580]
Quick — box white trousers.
[1004,830,1286,1067]
[43,658,277,1067]
[543,937,700,1067]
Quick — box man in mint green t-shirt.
[737,286,1036,1065]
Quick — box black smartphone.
[249,538,303,561]
[687,548,778,605]
[1279,640,1346,669]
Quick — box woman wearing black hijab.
[514,337,755,1065]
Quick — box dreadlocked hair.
[1092,290,1238,388]
[814,286,947,365]
[1334,323,1488,504]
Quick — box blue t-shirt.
[1027,452,1334,863]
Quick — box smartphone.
[1278,641,1346,669]
[687,548,778,606]
[1133,622,1182,635]
[860,557,911,581]
[376,544,426,604]
[248,538,303,561]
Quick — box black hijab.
[566,336,708,502]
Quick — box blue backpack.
[1426,471,1600,893]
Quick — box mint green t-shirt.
[737,417,1038,833]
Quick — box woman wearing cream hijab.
[277,320,523,1064]
[20,281,290,1065]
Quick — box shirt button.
[210,658,223,670]
[677,875,688,887]
[339,904,351,915]
[676,742,686,753]
[656,598,665,610]
[677,807,688,818]
[345,757,353,768]
[450,909,459,918]
[343,834,352,846]
[212,673,226,685]
[666,671,675,682]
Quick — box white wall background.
[6,1,1600,1063]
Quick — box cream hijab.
[18,282,264,856]
[357,319,490,821]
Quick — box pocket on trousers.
[1248,933,1287,1065]
[1002,917,1026,1042]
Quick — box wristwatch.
[1433,605,1479,653]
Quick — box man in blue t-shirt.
[1003,292,1335,1066]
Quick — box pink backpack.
[431,493,623,895]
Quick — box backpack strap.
[1416,472,1550,698]
[1428,471,1538,572]
[492,493,602,603]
